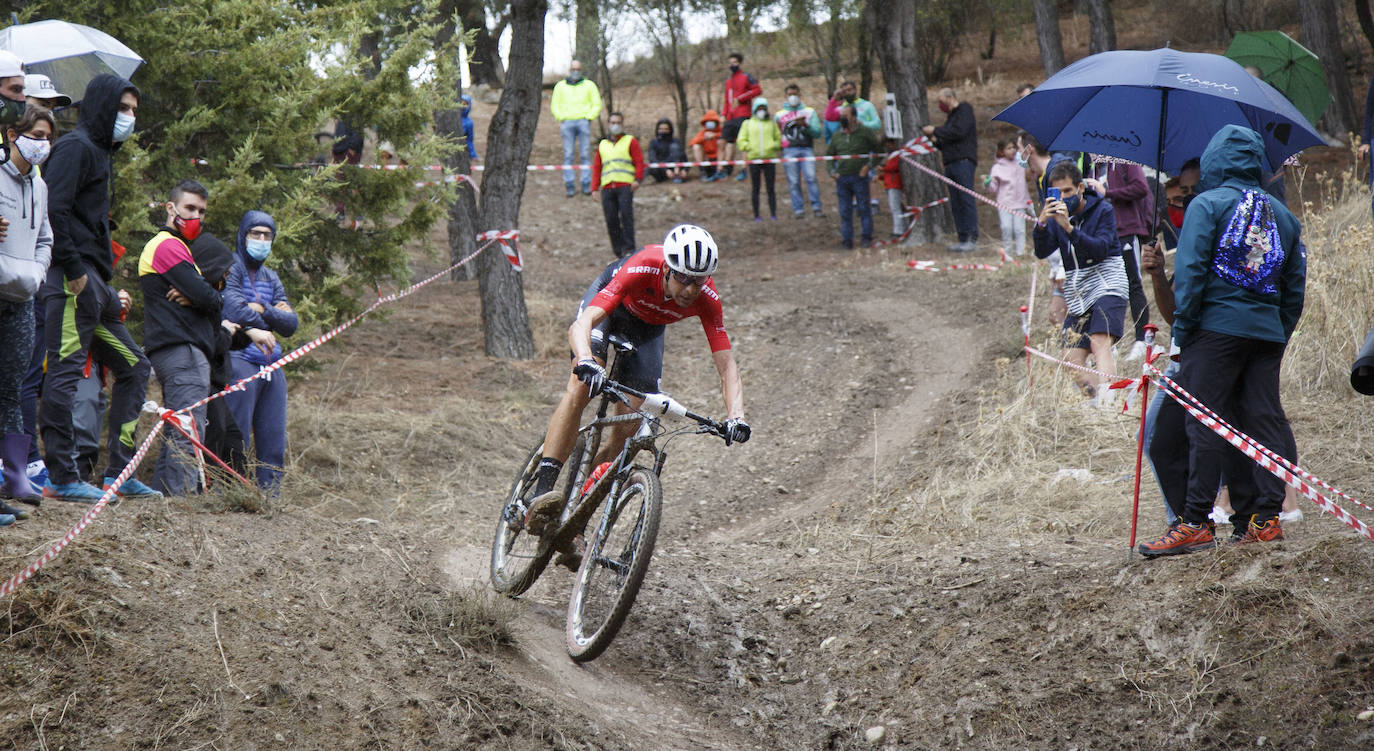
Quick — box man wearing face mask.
[38,73,154,503]
[223,210,297,494]
[138,180,223,495]
[823,81,880,144]
[591,111,645,259]
[776,84,824,218]
[0,50,28,245]
[825,104,880,249]
[551,60,603,197]
[721,53,762,181]
[922,88,979,252]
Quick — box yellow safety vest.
[598,136,636,187]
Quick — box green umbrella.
[1225,30,1328,127]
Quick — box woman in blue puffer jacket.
[222,210,297,493]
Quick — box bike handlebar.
[601,380,727,438]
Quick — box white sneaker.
[1209,506,1233,526]
[1125,341,1149,361]
[1279,509,1304,524]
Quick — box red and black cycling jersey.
[588,245,731,352]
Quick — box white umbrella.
[0,20,143,103]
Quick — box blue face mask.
[1015,152,1029,170]
[1062,194,1081,214]
[245,238,272,261]
[112,112,135,142]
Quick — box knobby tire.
[490,443,555,596]
[565,467,663,662]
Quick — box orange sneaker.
[1232,516,1284,545]
[1138,521,1216,558]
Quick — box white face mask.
[704,122,716,130]
[609,123,624,135]
[787,95,800,108]
[14,134,50,166]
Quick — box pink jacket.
[987,157,1031,209]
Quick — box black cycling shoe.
[0,500,31,521]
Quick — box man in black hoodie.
[37,73,157,502]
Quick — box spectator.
[646,118,688,183]
[39,73,158,503]
[190,233,271,482]
[1157,158,1201,250]
[591,112,645,259]
[138,180,224,496]
[330,119,363,165]
[1085,156,1154,360]
[23,74,71,111]
[1138,125,1305,556]
[984,138,1030,256]
[223,210,298,494]
[0,107,55,519]
[720,52,762,181]
[875,137,906,239]
[824,81,881,136]
[550,60,602,197]
[776,83,824,219]
[1031,161,1127,402]
[689,110,724,182]
[737,98,782,222]
[460,94,478,161]
[825,104,879,249]
[0,51,25,144]
[922,88,979,252]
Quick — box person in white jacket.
[0,107,55,520]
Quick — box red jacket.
[723,70,762,120]
[591,135,646,189]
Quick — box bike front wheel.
[490,443,555,597]
[565,467,663,662]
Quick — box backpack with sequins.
[1211,189,1284,295]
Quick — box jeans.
[886,188,907,236]
[835,174,873,247]
[149,344,211,496]
[600,185,635,258]
[0,299,33,435]
[559,119,592,190]
[1143,359,1182,524]
[945,158,978,242]
[783,146,822,215]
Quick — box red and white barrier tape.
[0,422,167,598]
[870,197,950,247]
[895,136,1040,226]
[1020,341,1374,541]
[478,229,522,271]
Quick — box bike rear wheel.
[565,467,662,662]
[490,443,556,596]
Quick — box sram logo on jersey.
[624,265,660,275]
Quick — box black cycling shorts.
[575,258,665,393]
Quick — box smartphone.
[1046,187,1061,202]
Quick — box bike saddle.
[607,333,637,355]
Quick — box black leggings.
[749,163,777,218]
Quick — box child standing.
[875,138,905,238]
[985,138,1031,255]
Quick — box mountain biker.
[522,224,750,532]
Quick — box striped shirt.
[1062,244,1128,316]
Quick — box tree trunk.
[1357,0,1374,58]
[575,0,607,111]
[1085,0,1116,55]
[722,0,754,49]
[475,0,544,359]
[865,0,954,245]
[858,19,874,100]
[460,0,507,89]
[436,0,478,282]
[1300,0,1357,137]
[1032,0,1065,77]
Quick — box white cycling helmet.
[662,224,718,276]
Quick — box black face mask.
[839,116,852,129]
[0,97,26,126]
[729,64,739,74]
[657,131,671,140]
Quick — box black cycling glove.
[573,358,607,396]
[724,418,751,446]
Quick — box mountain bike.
[489,335,729,662]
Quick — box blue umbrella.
[992,48,1323,175]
